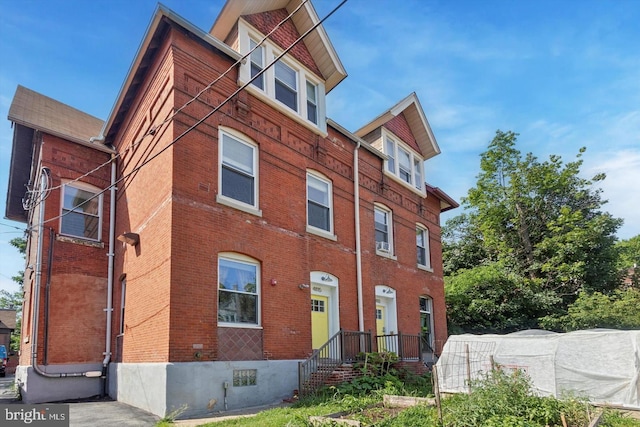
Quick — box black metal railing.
[298,329,372,395]
[375,332,422,361]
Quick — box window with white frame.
[249,38,265,90]
[374,205,393,254]
[274,59,298,111]
[384,132,424,191]
[306,81,318,124]
[218,254,260,326]
[307,171,333,233]
[60,182,102,240]
[238,25,326,131]
[416,225,431,269]
[219,129,258,209]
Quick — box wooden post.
[432,364,443,426]
[465,344,472,394]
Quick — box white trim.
[416,223,432,270]
[381,128,426,196]
[238,21,328,134]
[310,272,340,340]
[217,252,261,327]
[375,285,398,336]
[217,127,261,215]
[306,170,335,238]
[59,180,103,242]
[374,203,394,258]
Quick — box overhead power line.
[28,0,348,231]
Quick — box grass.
[156,366,640,427]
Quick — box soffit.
[354,93,441,161]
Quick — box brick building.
[5,0,457,418]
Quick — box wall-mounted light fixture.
[117,232,139,246]
[298,283,310,290]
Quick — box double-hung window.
[306,81,318,124]
[218,255,260,326]
[274,60,298,111]
[307,172,333,234]
[60,182,102,241]
[249,38,264,90]
[416,225,431,269]
[374,205,393,254]
[219,129,258,209]
[239,26,326,132]
[384,133,424,192]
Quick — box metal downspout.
[102,158,116,395]
[30,168,101,379]
[354,141,364,332]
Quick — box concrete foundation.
[109,359,300,419]
[15,364,103,403]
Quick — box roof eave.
[101,3,242,144]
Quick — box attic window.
[383,130,424,192]
[238,24,326,133]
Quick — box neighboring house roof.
[354,93,441,161]
[426,184,459,212]
[0,309,17,331]
[210,0,347,93]
[8,85,105,146]
[102,4,243,145]
[5,85,111,222]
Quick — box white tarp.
[435,329,640,409]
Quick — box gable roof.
[354,93,441,161]
[210,0,346,92]
[6,86,113,222]
[8,85,105,146]
[0,309,17,330]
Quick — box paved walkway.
[0,375,159,426]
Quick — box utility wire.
[41,0,311,196]
[29,0,348,231]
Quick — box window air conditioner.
[376,241,390,252]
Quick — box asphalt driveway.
[0,375,159,427]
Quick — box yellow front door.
[376,305,386,350]
[311,295,329,349]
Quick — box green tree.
[541,288,640,331]
[615,235,640,287]
[443,131,622,332]
[1,237,26,352]
[445,263,559,334]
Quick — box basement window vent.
[233,369,257,387]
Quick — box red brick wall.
[20,134,111,366]
[110,24,448,365]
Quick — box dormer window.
[249,38,264,90]
[274,60,297,111]
[238,23,327,133]
[383,130,424,192]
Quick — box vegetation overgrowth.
[169,367,639,427]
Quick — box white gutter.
[354,141,364,332]
[102,158,116,379]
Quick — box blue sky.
[1,0,639,294]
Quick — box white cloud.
[587,150,640,239]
